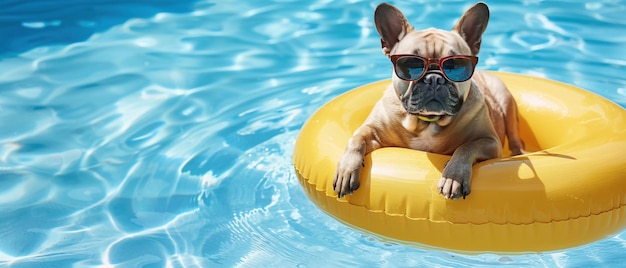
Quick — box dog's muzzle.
[400,72,463,118]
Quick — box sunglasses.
[390,55,479,82]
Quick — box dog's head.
[374,2,489,124]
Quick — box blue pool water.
[1,0,625,266]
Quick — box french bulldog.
[333,2,525,200]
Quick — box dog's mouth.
[416,113,443,122]
[405,100,457,118]
[401,82,463,121]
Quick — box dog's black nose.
[423,73,446,85]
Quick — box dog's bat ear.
[453,2,490,56]
[374,3,414,57]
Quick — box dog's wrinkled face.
[375,3,489,124]
[391,29,473,120]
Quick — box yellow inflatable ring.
[293,72,626,252]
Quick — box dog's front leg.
[438,137,501,199]
[333,125,380,198]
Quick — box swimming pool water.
[1,0,625,267]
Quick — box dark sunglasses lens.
[441,58,474,82]
[395,57,425,80]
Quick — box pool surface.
[1,0,625,267]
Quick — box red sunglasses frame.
[390,55,479,82]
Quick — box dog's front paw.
[333,151,364,198]
[437,162,472,200]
